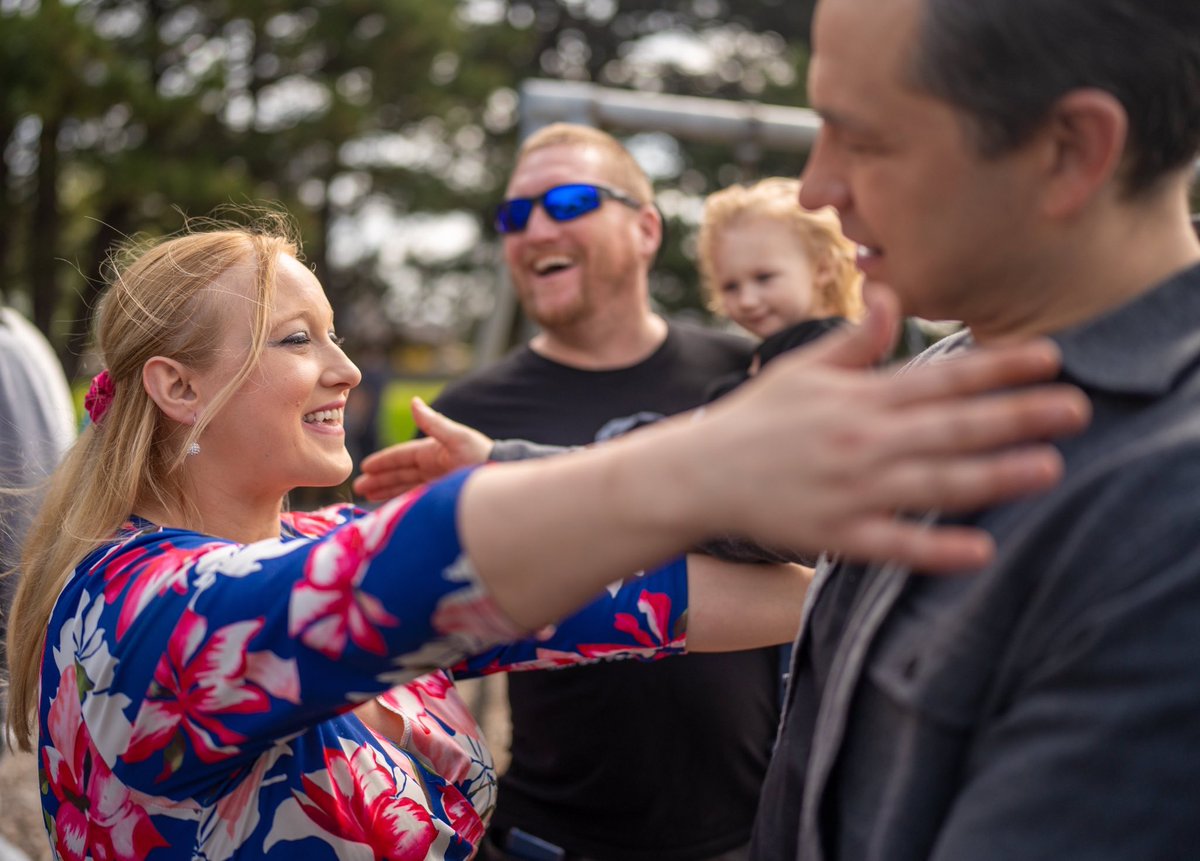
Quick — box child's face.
[712,217,827,339]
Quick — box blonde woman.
[5,219,1084,861]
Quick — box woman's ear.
[142,357,200,425]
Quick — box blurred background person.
[431,123,772,861]
[0,302,76,743]
[0,303,74,861]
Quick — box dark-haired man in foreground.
[752,0,1200,858]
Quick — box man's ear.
[634,203,664,262]
[1037,88,1128,219]
[143,356,200,425]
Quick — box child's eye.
[720,282,739,294]
[755,270,777,284]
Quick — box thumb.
[809,281,901,371]
[411,397,463,443]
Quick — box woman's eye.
[330,332,346,347]
[280,332,311,346]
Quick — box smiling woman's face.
[194,254,362,500]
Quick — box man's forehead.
[809,0,924,112]
[812,0,924,46]
[507,144,613,194]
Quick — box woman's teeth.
[303,408,343,425]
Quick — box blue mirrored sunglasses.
[494,183,643,234]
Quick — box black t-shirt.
[434,322,780,861]
[705,317,846,403]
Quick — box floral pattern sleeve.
[38,468,694,861]
[451,558,690,678]
[50,471,510,791]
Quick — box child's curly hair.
[697,177,863,321]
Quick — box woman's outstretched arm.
[460,287,1089,631]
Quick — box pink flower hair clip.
[84,369,116,425]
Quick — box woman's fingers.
[708,443,1064,572]
[880,339,1064,405]
[866,383,1090,460]
[831,516,997,573]
[682,329,1093,568]
[864,444,1065,517]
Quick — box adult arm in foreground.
[455,287,1091,631]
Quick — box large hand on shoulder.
[353,398,493,501]
[686,284,1092,571]
[457,285,1090,632]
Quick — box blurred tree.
[1,0,815,373]
[362,0,818,342]
[0,0,529,373]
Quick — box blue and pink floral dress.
[38,471,689,860]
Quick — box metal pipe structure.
[518,78,822,151]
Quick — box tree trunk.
[30,115,60,344]
[0,118,14,307]
[64,200,130,380]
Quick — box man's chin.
[521,297,590,330]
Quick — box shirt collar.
[1049,262,1200,397]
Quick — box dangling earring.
[186,412,200,456]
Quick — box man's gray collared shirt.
[752,263,1200,861]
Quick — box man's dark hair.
[911,0,1200,197]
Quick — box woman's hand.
[662,285,1089,571]
[353,398,493,501]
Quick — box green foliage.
[378,378,448,445]
[1,0,816,374]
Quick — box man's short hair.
[910,0,1200,197]
[516,123,655,204]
